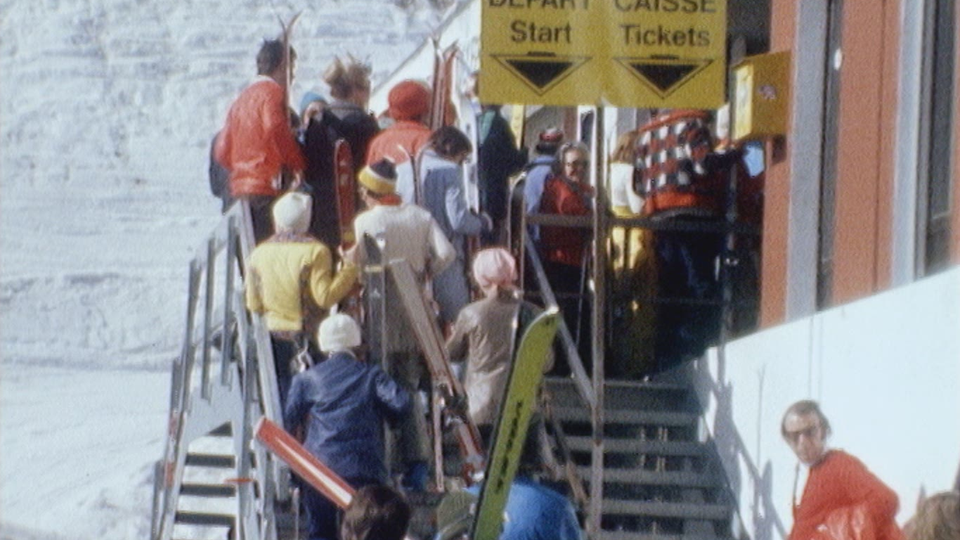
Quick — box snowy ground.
[0,0,450,537]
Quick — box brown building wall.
[954,3,960,264]
[758,0,797,327]
[830,0,900,305]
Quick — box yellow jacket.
[245,234,359,333]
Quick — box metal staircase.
[546,376,737,540]
[150,202,294,540]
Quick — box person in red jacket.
[538,141,594,372]
[365,80,432,204]
[782,400,901,540]
[215,39,306,242]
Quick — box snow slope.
[0,0,450,537]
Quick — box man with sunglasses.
[782,400,901,540]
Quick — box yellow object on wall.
[733,51,791,141]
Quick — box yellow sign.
[480,0,727,109]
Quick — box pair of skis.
[278,13,356,247]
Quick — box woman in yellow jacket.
[245,191,360,407]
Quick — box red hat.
[388,80,431,121]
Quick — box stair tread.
[174,510,235,527]
[596,532,733,540]
[567,437,706,455]
[180,482,238,497]
[552,407,699,425]
[184,452,236,468]
[578,467,725,487]
[602,499,731,521]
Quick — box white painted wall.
[694,267,960,539]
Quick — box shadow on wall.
[696,355,788,540]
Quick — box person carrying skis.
[284,313,410,540]
[322,55,380,170]
[417,126,492,329]
[245,192,359,409]
[365,80,432,204]
[348,158,455,491]
[214,39,306,243]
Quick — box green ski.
[469,309,560,540]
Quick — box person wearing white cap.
[245,191,360,409]
[349,158,455,491]
[285,313,410,540]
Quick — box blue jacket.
[468,477,583,540]
[284,351,410,483]
[523,155,556,242]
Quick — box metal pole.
[588,106,607,537]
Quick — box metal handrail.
[522,230,596,410]
[153,201,284,540]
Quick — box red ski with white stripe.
[254,417,355,509]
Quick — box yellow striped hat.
[358,159,397,195]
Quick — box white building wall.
[694,267,960,539]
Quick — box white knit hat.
[272,192,312,233]
[317,313,362,353]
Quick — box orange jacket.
[365,120,432,165]
[790,450,901,540]
[215,77,306,197]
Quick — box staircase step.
[545,377,696,412]
[552,406,699,427]
[209,423,233,437]
[567,437,705,456]
[180,482,237,497]
[602,499,730,521]
[578,468,725,488]
[174,510,235,528]
[595,532,733,540]
[185,452,236,468]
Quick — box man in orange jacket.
[215,39,306,242]
[783,400,901,540]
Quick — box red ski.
[254,417,355,509]
[333,138,356,248]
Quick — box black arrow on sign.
[615,56,713,98]
[491,52,590,96]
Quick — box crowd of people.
[209,38,955,540]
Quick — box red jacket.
[365,120,431,165]
[790,450,901,540]
[215,77,306,197]
[539,175,592,267]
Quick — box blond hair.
[323,55,371,100]
[611,130,640,164]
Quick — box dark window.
[817,0,844,309]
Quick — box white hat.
[272,192,312,233]
[317,313,361,353]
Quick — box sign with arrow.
[480,0,727,109]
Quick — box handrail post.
[221,216,237,387]
[587,106,607,537]
[201,237,216,400]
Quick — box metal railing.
[151,201,286,540]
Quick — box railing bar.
[522,230,596,410]
[221,217,237,387]
[201,237,216,401]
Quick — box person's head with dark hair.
[429,126,472,162]
[340,485,412,540]
[905,491,960,540]
[781,400,832,465]
[323,55,372,106]
[257,39,296,80]
[534,128,564,156]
